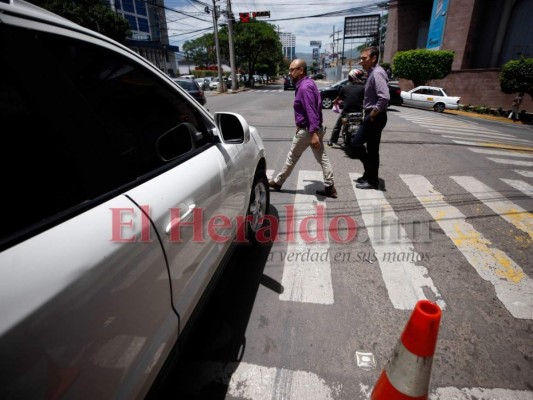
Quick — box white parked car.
[0,1,269,398]
[400,86,461,112]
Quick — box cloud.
[165,1,380,55]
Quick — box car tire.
[434,103,445,113]
[245,171,270,244]
[322,97,333,109]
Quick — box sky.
[164,0,387,56]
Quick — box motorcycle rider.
[327,69,365,147]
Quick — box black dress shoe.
[268,180,281,191]
[316,185,338,198]
[356,176,367,183]
[356,181,377,190]
[326,141,335,147]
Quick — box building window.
[138,17,149,32]
[124,14,138,30]
[122,0,134,13]
[135,0,147,15]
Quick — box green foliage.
[28,0,130,43]
[500,57,533,100]
[392,49,454,87]
[183,34,216,67]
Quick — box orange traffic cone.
[371,300,442,400]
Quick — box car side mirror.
[156,122,197,161]
[213,112,250,144]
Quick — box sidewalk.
[444,109,531,126]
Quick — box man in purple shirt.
[351,46,390,190]
[269,59,337,198]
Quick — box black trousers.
[329,112,347,143]
[350,112,387,186]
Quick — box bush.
[392,49,454,87]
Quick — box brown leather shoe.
[268,179,281,191]
[316,185,337,198]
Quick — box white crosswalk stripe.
[451,176,533,239]
[349,173,446,310]
[277,170,334,304]
[401,174,533,319]
[501,179,533,197]
[487,157,533,167]
[514,170,533,178]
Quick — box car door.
[410,88,431,108]
[0,23,180,399]
[114,78,246,332]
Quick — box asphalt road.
[158,82,533,400]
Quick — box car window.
[0,24,212,244]
[175,80,197,90]
[414,88,427,94]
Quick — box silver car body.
[0,1,267,398]
[400,85,461,112]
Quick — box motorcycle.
[340,111,364,154]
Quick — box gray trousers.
[274,127,334,187]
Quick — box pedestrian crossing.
[396,108,531,143]
[247,167,533,399]
[268,168,533,320]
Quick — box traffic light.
[239,12,250,23]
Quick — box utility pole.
[330,26,342,65]
[211,0,225,92]
[226,0,238,90]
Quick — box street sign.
[252,11,270,18]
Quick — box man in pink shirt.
[269,59,337,198]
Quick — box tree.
[230,21,282,85]
[28,0,130,43]
[392,49,454,87]
[182,34,217,68]
[500,57,533,100]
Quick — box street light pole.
[211,0,225,92]
[226,0,238,90]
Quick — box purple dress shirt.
[293,76,323,133]
[363,64,390,113]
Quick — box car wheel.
[322,97,333,109]
[245,171,270,244]
[434,103,445,113]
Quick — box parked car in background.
[195,77,210,90]
[388,81,403,106]
[284,75,296,90]
[312,72,324,80]
[173,77,206,105]
[0,1,270,398]
[400,86,461,112]
[209,77,232,91]
[319,78,349,108]
[319,78,403,109]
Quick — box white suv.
[0,1,269,398]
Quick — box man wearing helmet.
[326,68,365,147]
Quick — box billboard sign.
[313,48,319,59]
[310,41,322,47]
[344,14,380,39]
[426,0,449,50]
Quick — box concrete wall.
[398,69,532,112]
